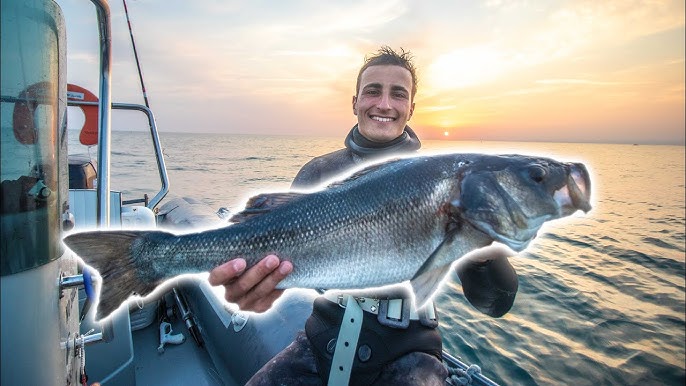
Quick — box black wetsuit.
[291,125,421,189]
[246,126,448,386]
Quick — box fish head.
[457,155,592,251]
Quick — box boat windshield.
[1,0,67,275]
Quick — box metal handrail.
[3,1,168,212]
[68,100,170,209]
[91,0,112,228]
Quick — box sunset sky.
[60,0,685,144]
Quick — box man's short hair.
[356,46,418,100]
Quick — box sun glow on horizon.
[426,46,506,90]
[59,1,685,145]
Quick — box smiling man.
[289,46,422,187]
[211,47,448,385]
[353,62,415,140]
[210,46,520,385]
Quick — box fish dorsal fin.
[409,217,489,307]
[230,192,306,223]
[326,157,402,188]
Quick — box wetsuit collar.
[344,125,421,159]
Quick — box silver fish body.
[63,153,592,320]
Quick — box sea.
[69,130,685,386]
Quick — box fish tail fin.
[63,230,167,320]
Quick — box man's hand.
[208,255,293,313]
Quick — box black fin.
[456,248,518,317]
[230,192,306,223]
[63,231,166,321]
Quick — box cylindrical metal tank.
[1,0,79,384]
[1,0,68,275]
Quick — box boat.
[0,1,498,385]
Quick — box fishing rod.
[122,0,150,108]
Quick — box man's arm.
[208,255,293,313]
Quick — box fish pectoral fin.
[412,227,461,282]
[410,264,452,308]
[410,235,459,306]
[230,192,307,223]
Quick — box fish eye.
[528,164,547,183]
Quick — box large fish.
[63,153,592,320]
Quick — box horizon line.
[68,128,685,146]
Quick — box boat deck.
[132,316,236,386]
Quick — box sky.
[60,0,685,144]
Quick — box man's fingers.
[226,260,292,311]
[247,261,293,298]
[208,255,292,312]
[208,258,246,286]
[227,255,279,293]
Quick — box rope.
[445,363,482,386]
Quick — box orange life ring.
[67,83,99,146]
[12,81,56,145]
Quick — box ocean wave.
[641,236,682,251]
[99,134,686,386]
[241,156,277,162]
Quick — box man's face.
[353,65,415,142]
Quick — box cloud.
[535,79,623,86]
[420,105,457,112]
[59,0,684,143]
[422,0,685,92]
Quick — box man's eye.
[393,92,408,99]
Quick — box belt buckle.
[418,301,439,328]
[335,294,347,308]
[377,298,410,329]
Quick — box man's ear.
[352,96,358,116]
[409,102,415,120]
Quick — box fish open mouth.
[554,163,592,216]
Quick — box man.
[209,46,422,309]
[209,47,517,385]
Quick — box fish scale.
[63,153,592,320]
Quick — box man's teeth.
[372,116,394,122]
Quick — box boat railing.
[89,0,113,228]
[67,100,170,210]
